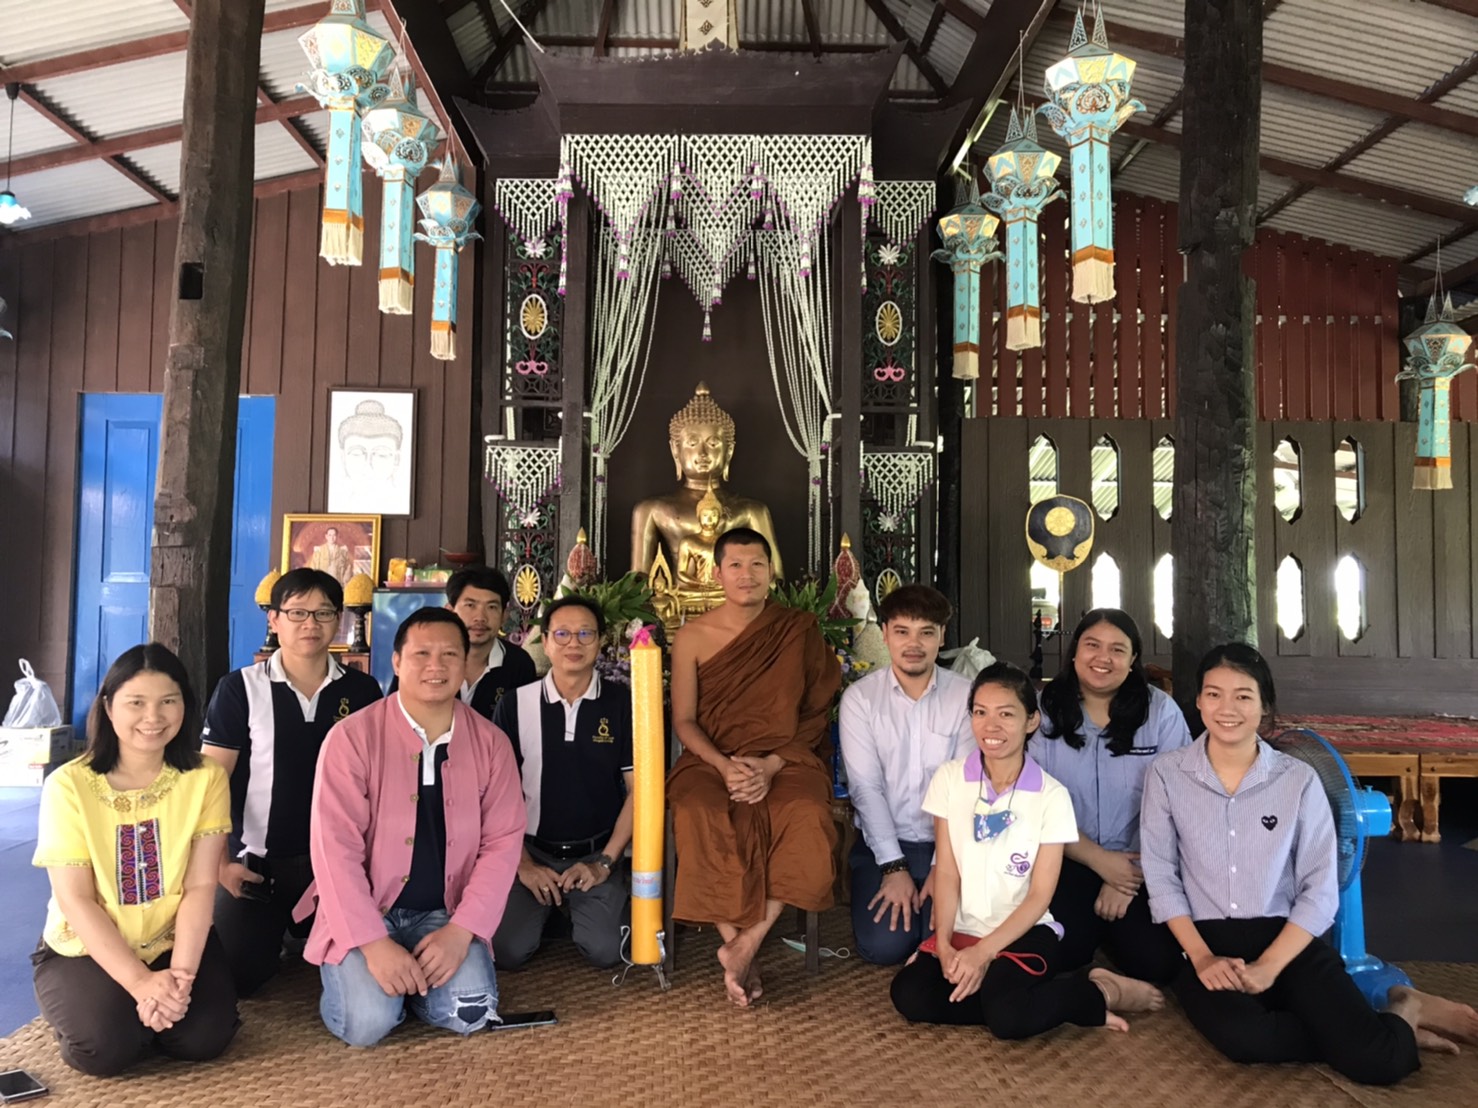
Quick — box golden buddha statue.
[631,383,784,608]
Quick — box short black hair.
[1197,642,1277,731]
[970,661,1040,718]
[446,565,512,607]
[393,606,470,654]
[713,527,772,565]
[86,643,203,775]
[878,584,952,627]
[272,567,344,612]
[543,595,606,638]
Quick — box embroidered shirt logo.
[337,697,351,720]
[593,718,614,744]
[1261,815,1279,831]
[1004,852,1032,878]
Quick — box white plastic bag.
[3,659,63,728]
[940,637,996,682]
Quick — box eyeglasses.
[277,608,340,624]
[549,628,599,645]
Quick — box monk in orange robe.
[669,527,841,1007]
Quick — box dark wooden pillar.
[478,179,507,562]
[558,194,591,561]
[1171,0,1262,700]
[835,194,864,567]
[934,176,962,640]
[149,0,264,705]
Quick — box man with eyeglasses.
[491,596,634,970]
[201,568,383,995]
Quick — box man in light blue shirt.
[838,585,974,964]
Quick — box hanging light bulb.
[1,84,34,227]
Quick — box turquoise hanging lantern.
[1039,2,1143,304]
[1395,294,1474,489]
[299,0,395,265]
[362,68,440,314]
[932,190,1003,380]
[416,157,482,361]
[984,107,1062,351]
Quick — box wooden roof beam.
[0,4,323,84]
[473,0,548,87]
[1119,118,1476,224]
[861,0,951,96]
[943,0,1060,171]
[524,34,889,53]
[920,3,949,55]
[1416,253,1478,294]
[800,0,825,60]
[1046,8,1478,139]
[594,0,618,58]
[1401,222,1478,267]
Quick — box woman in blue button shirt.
[1032,609,1190,984]
[1140,643,1478,1085]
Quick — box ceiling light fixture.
[1,83,33,227]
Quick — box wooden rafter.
[530,35,884,52]
[944,0,1059,169]
[1421,0,1478,16]
[920,3,949,54]
[800,0,825,60]
[1046,8,1478,139]
[472,0,548,87]
[1418,253,1478,293]
[940,0,985,33]
[594,0,618,58]
[860,0,951,96]
[17,86,172,203]
[1119,118,1477,225]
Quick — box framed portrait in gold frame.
[279,514,381,649]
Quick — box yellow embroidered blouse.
[32,757,231,961]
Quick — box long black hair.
[1038,608,1151,756]
[85,643,203,775]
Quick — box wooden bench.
[1416,751,1478,844]
[1340,751,1421,842]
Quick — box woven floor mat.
[4,909,1476,1107]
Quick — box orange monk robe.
[669,602,842,928]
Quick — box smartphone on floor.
[0,1069,48,1103]
[491,1010,557,1031]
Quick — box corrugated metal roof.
[7,97,77,159]
[33,52,188,139]
[1247,85,1388,168]
[128,120,318,196]
[447,2,494,72]
[820,0,894,48]
[1411,232,1478,272]
[739,0,809,47]
[4,160,157,226]
[1344,122,1478,203]
[1263,190,1459,260]
[1437,75,1478,116]
[893,0,973,85]
[0,0,185,67]
[258,24,314,102]
[1264,0,1477,99]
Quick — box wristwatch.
[879,858,909,876]
[591,853,614,871]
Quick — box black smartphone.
[0,1069,48,1103]
[491,1010,557,1030]
[238,854,274,904]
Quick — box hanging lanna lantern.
[1038,2,1143,304]
[1395,294,1474,489]
[984,107,1062,350]
[932,187,1003,380]
[299,0,395,265]
[415,157,482,361]
[362,69,440,313]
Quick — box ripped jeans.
[319,908,499,1047]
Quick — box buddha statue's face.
[671,420,732,483]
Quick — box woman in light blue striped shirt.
[1140,643,1477,1085]
[1032,609,1191,985]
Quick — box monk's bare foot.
[1414,1027,1460,1055]
[1103,1011,1129,1032]
[1090,968,1166,1014]
[717,938,759,1008]
[1389,986,1478,1046]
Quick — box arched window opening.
[1276,554,1305,640]
[1153,552,1174,638]
[1335,438,1365,523]
[1028,434,1058,505]
[1152,436,1174,521]
[1335,555,1368,642]
[1273,438,1303,523]
[1091,435,1120,520]
[1092,552,1122,611]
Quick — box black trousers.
[1050,856,1182,984]
[212,852,315,996]
[1176,917,1420,1087]
[31,929,239,1077]
[890,924,1107,1040]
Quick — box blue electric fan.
[1272,729,1411,1007]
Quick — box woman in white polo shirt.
[1140,643,1478,1084]
[890,662,1165,1038]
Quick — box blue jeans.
[319,908,499,1047]
[849,838,937,965]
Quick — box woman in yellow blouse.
[31,643,239,1076]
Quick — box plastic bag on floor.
[3,659,64,728]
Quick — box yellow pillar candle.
[629,635,666,965]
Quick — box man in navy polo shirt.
[201,568,383,995]
[491,596,633,970]
[389,565,536,720]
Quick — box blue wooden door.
[72,395,276,732]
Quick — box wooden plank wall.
[983,194,1478,424]
[0,180,477,703]
[961,418,1478,716]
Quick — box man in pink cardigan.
[300,607,526,1046]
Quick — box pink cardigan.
[296,695,526,965]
